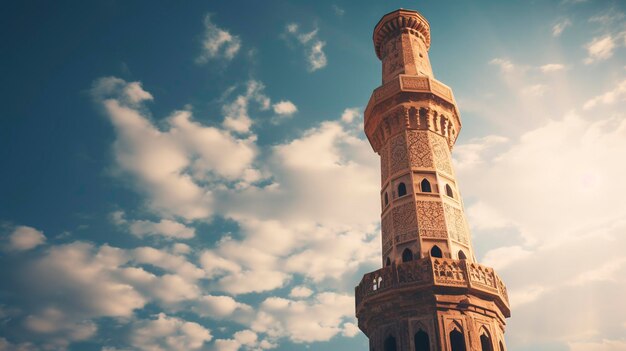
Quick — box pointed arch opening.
[458,250,467,260]
[430,245,443,258]
[499,341,505,351]
[414,329,430,351]
[450,329,466,351]
[384,335,397,351]
[384,192,389,206]
[420,179,432,193]
[386,257,391,267]
[402,248,413,262]
[480,333,493,351]
[445,184,454,198]
[398,182,407,197]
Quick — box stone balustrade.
[355,257,510,316]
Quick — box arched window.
[384,335,397,351]
[450,329,466,351]
[414,330,430,351]
[445,184,454,198]
[386,257,391,267]
[458,250,467,260]
[499,341,505,351]
[430,245,443,258]
[384,192,389,206]
[402,248,413,262]
[421,179,432,193]
[480,334,493,351]
[398,182,407,197]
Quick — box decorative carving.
[395,230,418,244]
[430,133,453,175]
[390,133,409,175]
[432,258,466,286]
[468,263,498,292]
[416,201,447,238]
[381,213,393,254]
[397,259,430,284]
[430,79,453,100]
[407,130,433,168]
[383,36,403,78]
[402,34,415,69]
[380,143,390,184]
[402,76,429,90]
[444,203,469,244]
[392,202,418,236]
[497,275,510,305]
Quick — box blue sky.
[2,1,626,350]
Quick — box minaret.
[355,9,511,351]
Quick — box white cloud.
[540,63,566,72]
[25,307,97,349]
[193,295,253,319]
[552,19,571,37]
[284,24,328,72]
[289,286,313,299]
[583,79,626,109]
[113,212,196,240]
[584,36,616,64]
[92,77,260,220]
[272,100,297,116]
[489,58,516,73]
[132,246,205,282]
[222,80,271,133]
[251,292,355,343]
[453,135,509,171]
[214,330,276,351]
[340,108,361,123]
[196,14,241,63]
[481,246,533,270]
[25,243,146,318]
[0,338,37,351]
[130,313,212,351]
[308,41,327,72]
[6,226,45,252]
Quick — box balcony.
[355,257,510,317]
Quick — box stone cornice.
[373,9,431,60]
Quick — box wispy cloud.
[589,10,625,26]
[196,14,241,64]
[4,225,46,252]
[584,35,616,64]
[583,79,626,109]
[552,18,572,37]
[540,63,567,72]
[332,4,345,17]
[284,23,328,72]
[489,58,516,73]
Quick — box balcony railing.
[355,257,510,316]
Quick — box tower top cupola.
[373,9,431,59]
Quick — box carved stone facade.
[356,9,510,351]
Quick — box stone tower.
[355,9,511,351]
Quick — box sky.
[1,0,626,350]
